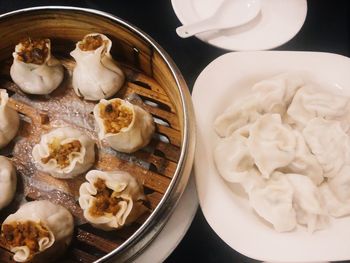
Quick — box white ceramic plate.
[171,0,307,51]
[133,174,198,263]
[192,51,350,262]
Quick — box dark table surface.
[1,1,350,262]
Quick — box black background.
[0,1,350,262]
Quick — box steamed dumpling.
[252,72,304,114]
[282,130,323,185]
[10,38,64,95]
[94,98,155,153]
[1,200,73,263]
[249,175,296,232]
[70,33,125,101]
[286,173,328,232]
[247,114,296,178]
[32,127,95,178]
[79,170,147,231]
[0,156,16,210]
[287,85,350,130]
[303,118,350,178]
[0,89,20,149]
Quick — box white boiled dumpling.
[70,33,125,101]
[252,72,304,114]
[94,98,155,153]
[0,156,16,210]
[79,170,147,231]
[249,175,296,232]
[282,130,323,185]
[319,182,350,218]
[1,200,73,263]
[321,166,350,217]
[327,165,350,203]
[10,38,64,95]
[212,73,350,233]
[0,89,20,149]
[214,129,264,193]
[214,95,261,138]
[247,114,296,178]
[286,173,328,232]
[287,85,350,130]
[214,132,254,183]
[32,127,95,179]
[303,118,350,178]
[214,73,304,138]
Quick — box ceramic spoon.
[176,0,261,38]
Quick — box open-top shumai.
[10,38,64,95]
[94,98,155,153]
[79,170,147,231]
[70,33,125,101]
[32,127,95,179]
[1,200,74,262]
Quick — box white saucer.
[171,0,307,51]
[132,174,198,263]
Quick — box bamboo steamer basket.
[0,6,195,263]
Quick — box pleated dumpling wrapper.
[0,156,16,210]
[10,38,64,95]
[70,33,125,101]
[32,127,95,179]
[1,200,74,263]
[79,170,147,231]
[94,98,155,153]
[0,89,19,149]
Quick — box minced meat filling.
[79,35,105,51]
[41,139,82,168]
[99,101,133,134]
[17,38,49,65]
[2,221,51,254]
[89,178,123,217]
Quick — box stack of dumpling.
[214,72,350,233]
